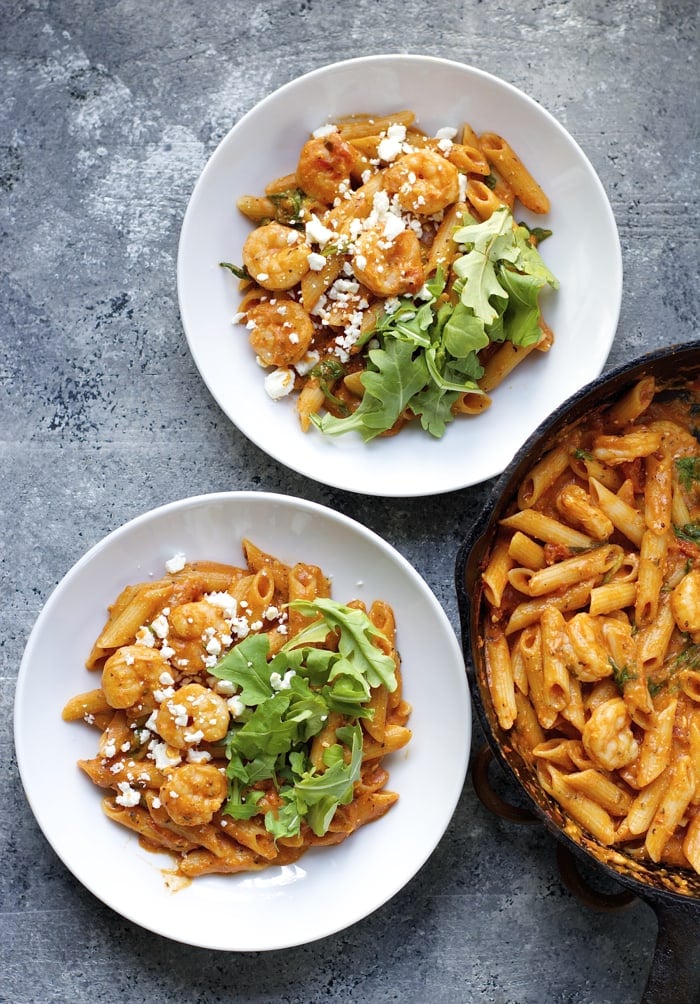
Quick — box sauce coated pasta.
[224,112,558,441]
[478,374,700,874]
[63,541,411,878]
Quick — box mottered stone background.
[1,1,697,1002]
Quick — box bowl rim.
[176,52,622,497]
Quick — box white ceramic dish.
[15,492,470,951]
[177,54,621,497]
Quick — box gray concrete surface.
[1,1,698,1001]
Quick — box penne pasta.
[477,372,700,873]
[64,541,411,878]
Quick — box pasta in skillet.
[223,111,558,441]
[478,374,700,874]
[63,540,411,877]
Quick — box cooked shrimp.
[247,299,314,366]
[582,697,639,771]
[383,149,460,215]
[169,601,230,642]
[155,683,230,749]
[242,221,311,290]
[351,226,424,297]
[102,645,172,709]
[296,130,356,206]
[159,762,228,826]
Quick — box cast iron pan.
[455,341,700,1004]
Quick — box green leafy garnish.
[675,522,700,545]
[611,660,637,690]
[210,597,397,840]
[309,357,348,413]
[311,207,558,441]
[219,261,250,280]
[268,187,307,228]
[676,456,700,490]
[671,642,700,672]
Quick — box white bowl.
[177,54,622,497]
[15,492,471,951]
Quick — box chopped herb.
[573,447,594,461]
[268,188,307,228]
[310,357,349,414]
[220,261,250,280]
[483,172,498,190]
[671,642,700,672]
[675,522,700,545]
[676,456,700,490]
[610,659,637,690]
[518,221,553,245]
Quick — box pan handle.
[641,900,700,1004]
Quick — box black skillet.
[455,341,700,1003]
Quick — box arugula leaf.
[311,337,429,441]
[310,206,558,442]
[293,723,364,836]
[211,632,272,705]
[213,598,400,841]
[284,598,398,692]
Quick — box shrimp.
[155,683,230,750]
[159,762,228,826]
[296,130,357,206]
[351,226,424,297]
[383,149,460,215]
[242,221,311,290]
[169,600,230,642]
[247,299,314,366]
[582,697,639,771]
[102,645,172,709]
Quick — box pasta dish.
[478,373,700,874]
[63,540,411,877]
[223,111,558,440]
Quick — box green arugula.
[312,206,558,441]
[210,597,397,840]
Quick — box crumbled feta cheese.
[264,368,295,399]
[165,552,186,574]
[270,669,296,691]
[305,214,335,248]
[205,591,237,617]
[149,741,181,770]
[150,614,169,640]
[294,350,320,377]
[215,679,236,696]
[135,626,155,648]
[115,782,141,807]
[377,123,407,163]
[312,123,338,138]
[187,748,212,764]
[183,729,204,745]
[307,251,326,271]
[205,636,222,656]
[227,694,245,718]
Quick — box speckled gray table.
[2,2,698,1002]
